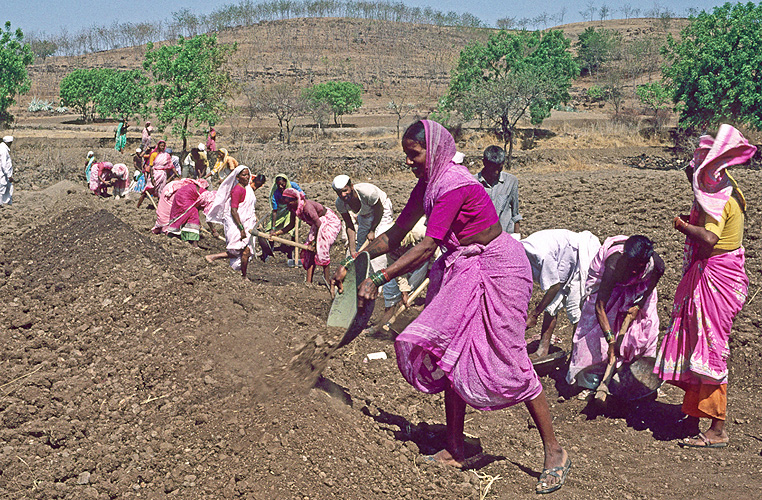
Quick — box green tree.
[0,22,35,126]
[95,69,151,122]
[445,29,578,163]
[575,27,622,78]
[143,34,237,152]
[302,81,363,126]
[59,68,111,122]
[663,2,762,131]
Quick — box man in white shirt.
[332,175,394,261]
[0,136,14,206]
[521,229,601,361]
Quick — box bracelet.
[237,223,244,230]
[603,330,615,344]
[340,256,354,268]
[382,269,391,283]
[369,271,387,287]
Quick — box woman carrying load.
[332,120,569,494]
[654,124,754,449]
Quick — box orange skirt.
[682,383,727,420]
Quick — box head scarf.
[419,120,480,216]
[112,163,129,180]
[281,187,306,216]
[691,124,755,220]
[270,173,291,202]
[87,150,95,157]
[205,165,250,224]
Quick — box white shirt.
[521,229,580,291]
[335,182,393,225]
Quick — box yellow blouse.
[700,195,744,251]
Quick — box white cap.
[135,148,142,154]
[2,136,13,143]
[452,151,465,164]
[197,143,205,151]
[87,150,94,157]
[332,174,350,192]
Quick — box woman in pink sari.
[89,162,115,197]
[151,140,175,198]
[566,235,664,391]
[332,120,569,494]
[274,187,342,291]
[111,163,129,199]
[654,124,754,448]
[167,182,218,246]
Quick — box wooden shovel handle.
[382,278,430,331]
[251,230,313,251]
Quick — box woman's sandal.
[679,432,729,449]
[536,457,571,494]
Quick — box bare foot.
[204,255,215,263]
[424,449,464,468]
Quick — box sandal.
[536,457,571,494]
[679,432,728,449]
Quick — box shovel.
[595,312,635,404]
[249,227,312,251]
[326,251,374,347]
[381,277,430,334]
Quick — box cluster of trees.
[245,80,364,143]
[26,1,495,58]
[56,32,366,148]
[442,29,578,164]
[58,34,238,153]
[0,22,34,126]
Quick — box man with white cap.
[183,143,208,178]
[521,229,602,362]
[0,136,14,206]
[332,175,394,256]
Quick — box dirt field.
[1,126,762,500]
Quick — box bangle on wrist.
[382,269,391,283]
[369,271,387,287]
[603,330,615,344]
[340,256,354,268]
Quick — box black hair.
[623,235,654,263]
[275,175,287,182]
[402,120,426,147]
[255,174,266,184]
[483,145,506,165]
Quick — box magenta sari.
[394,120,541,410]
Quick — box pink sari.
[89,162,113,195]
[153,179,205,234]
[152,152,174,198]
[566,235,660,388]
[654,205,748,386]
[394,120,541,410]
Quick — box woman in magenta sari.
[654,124,754,448]
[275,187,342,291]
[332,120,569,494]
[566,235,664,391]
[167,181,218,246]
[89,161,115,197]
[152,178,197,234]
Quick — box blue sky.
[6,0,731,35]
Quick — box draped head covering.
[270,173,291,202]
[112,163,129,180]
[200,190,217,215]
[281,186,305,216]
[205,165,250,224]
[691,124,755,220]
[419,120,480,217]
